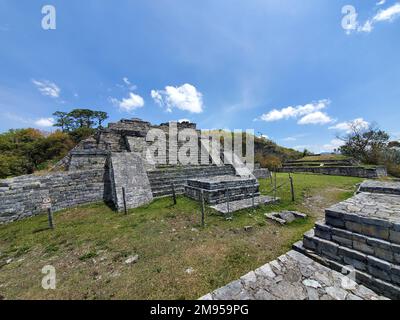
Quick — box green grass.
[0,173,362,300]
[299,154,350,162]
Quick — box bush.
[255,154,282,170]
[386,162,400,178]
[69,127,96,143]
[0,129,76,179]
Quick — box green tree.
[94,111,108,128]
[53,111,73,132]
[338,123,389,164]
[53,109,108,131]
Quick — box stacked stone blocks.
[296,180,400,299]
[184,175,260,204]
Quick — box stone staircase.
[293,180,400,299]
[147,165,236,198]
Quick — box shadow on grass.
[32,226,53,234]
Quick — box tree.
[338,123,389,164]
[68,109,95,128]
[53,109,108,131]
[302,149,312,158]
[94,111,108,128]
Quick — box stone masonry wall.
[108,152,153,211]
[0,169,106,223]
[279,166,387,178]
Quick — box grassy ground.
[0,173,362,300]
[299,154,350,162]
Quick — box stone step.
[359,180,400,196]
[324,192,400,245]
[148,166,233,174]
[293,240,400,300]
[149,173,233,183]
[315,222,400,265]
[302,230,400,290]
[148,170,235,181]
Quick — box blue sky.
[0,0,399,153]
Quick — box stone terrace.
[297,180,400,299]
[200,250,388,300]
[359,180,400,196]
[201,180,400,300]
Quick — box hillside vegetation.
[253,136,302,169]
[298,154,350,162]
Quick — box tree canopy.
[338,123,390,164]
[52,109,108,132]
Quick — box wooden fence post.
[289,173,295,202]
[201,190,205,227]
[225,186,230,217]
[47,208,54,229]
[252,187,255,208]
[122,187,128,215]
[172,183,177,205]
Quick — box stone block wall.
[295,180,400,299]
[147,165,236,198]
[108,153,153,212]
[68,150,109,171]
[279,166,387,178]
[0,169,106,223]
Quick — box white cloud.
[377,0,386,6]
[34,117,55,127]
[374,3,400,21]
[151,83,204,114]
[32,79,60,98]
[298,111,333,125]
[283,137,297,142]
[178,119,191,123]
[259,99,333,125]
[329,118,370,133]
[358,3,400,33]
[322,139,344,152]
[151,90,163,105]
[110,92,145,112]
[122,77,137,90]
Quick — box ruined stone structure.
[201,250,388,300]
[253,163,270,179]
[280,159,387,178]
[202,180,400,300]
[294,180,400,299]
[0,118,262,223]
[185,175,260,204]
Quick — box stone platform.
[359,180,400,196]
[184,175,260,205]
[210,196,278,214]
[200,250,388,300]
[297,180,400,299]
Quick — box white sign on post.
[42,197,52,210]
